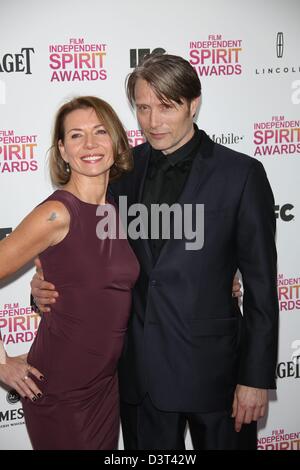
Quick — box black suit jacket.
[110,131,279,413]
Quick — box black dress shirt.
[141,125,203,261]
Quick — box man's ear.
[190,96,200,118]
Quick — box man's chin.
[147,138,169,151]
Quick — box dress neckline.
[56,189,111,206]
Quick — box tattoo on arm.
[47,212,57,222]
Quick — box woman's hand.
[31,258,58,313]
[0,353,45,401]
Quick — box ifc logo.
[129,48,166,67]
[6,389,20,405]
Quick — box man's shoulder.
[108,142,150,197]
[132,141,150,160]
[213,141,263,173]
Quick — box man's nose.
[149,109,161,128]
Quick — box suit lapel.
[153,133,215,267]
[136,145,151,204]
[131,132,215,271]
[131,144,155,270]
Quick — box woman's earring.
[65,162,70,173]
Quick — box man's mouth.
[149,132,168,139]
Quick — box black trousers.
[120,394,257,450]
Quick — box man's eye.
[162,104,172,110]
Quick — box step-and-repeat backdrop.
[0,0,299,450]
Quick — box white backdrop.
[0,0,299,450]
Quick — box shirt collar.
[151,124,202,167]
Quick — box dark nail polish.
[32,396,37,402]
[40,376,45,381]
[37,393,43,398]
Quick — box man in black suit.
[31,54,278,450]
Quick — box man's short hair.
[126,53,201,107]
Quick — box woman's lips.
[80,155,104,163]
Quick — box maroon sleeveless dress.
[22,190,139,450]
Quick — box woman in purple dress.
[0,96,139,449]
